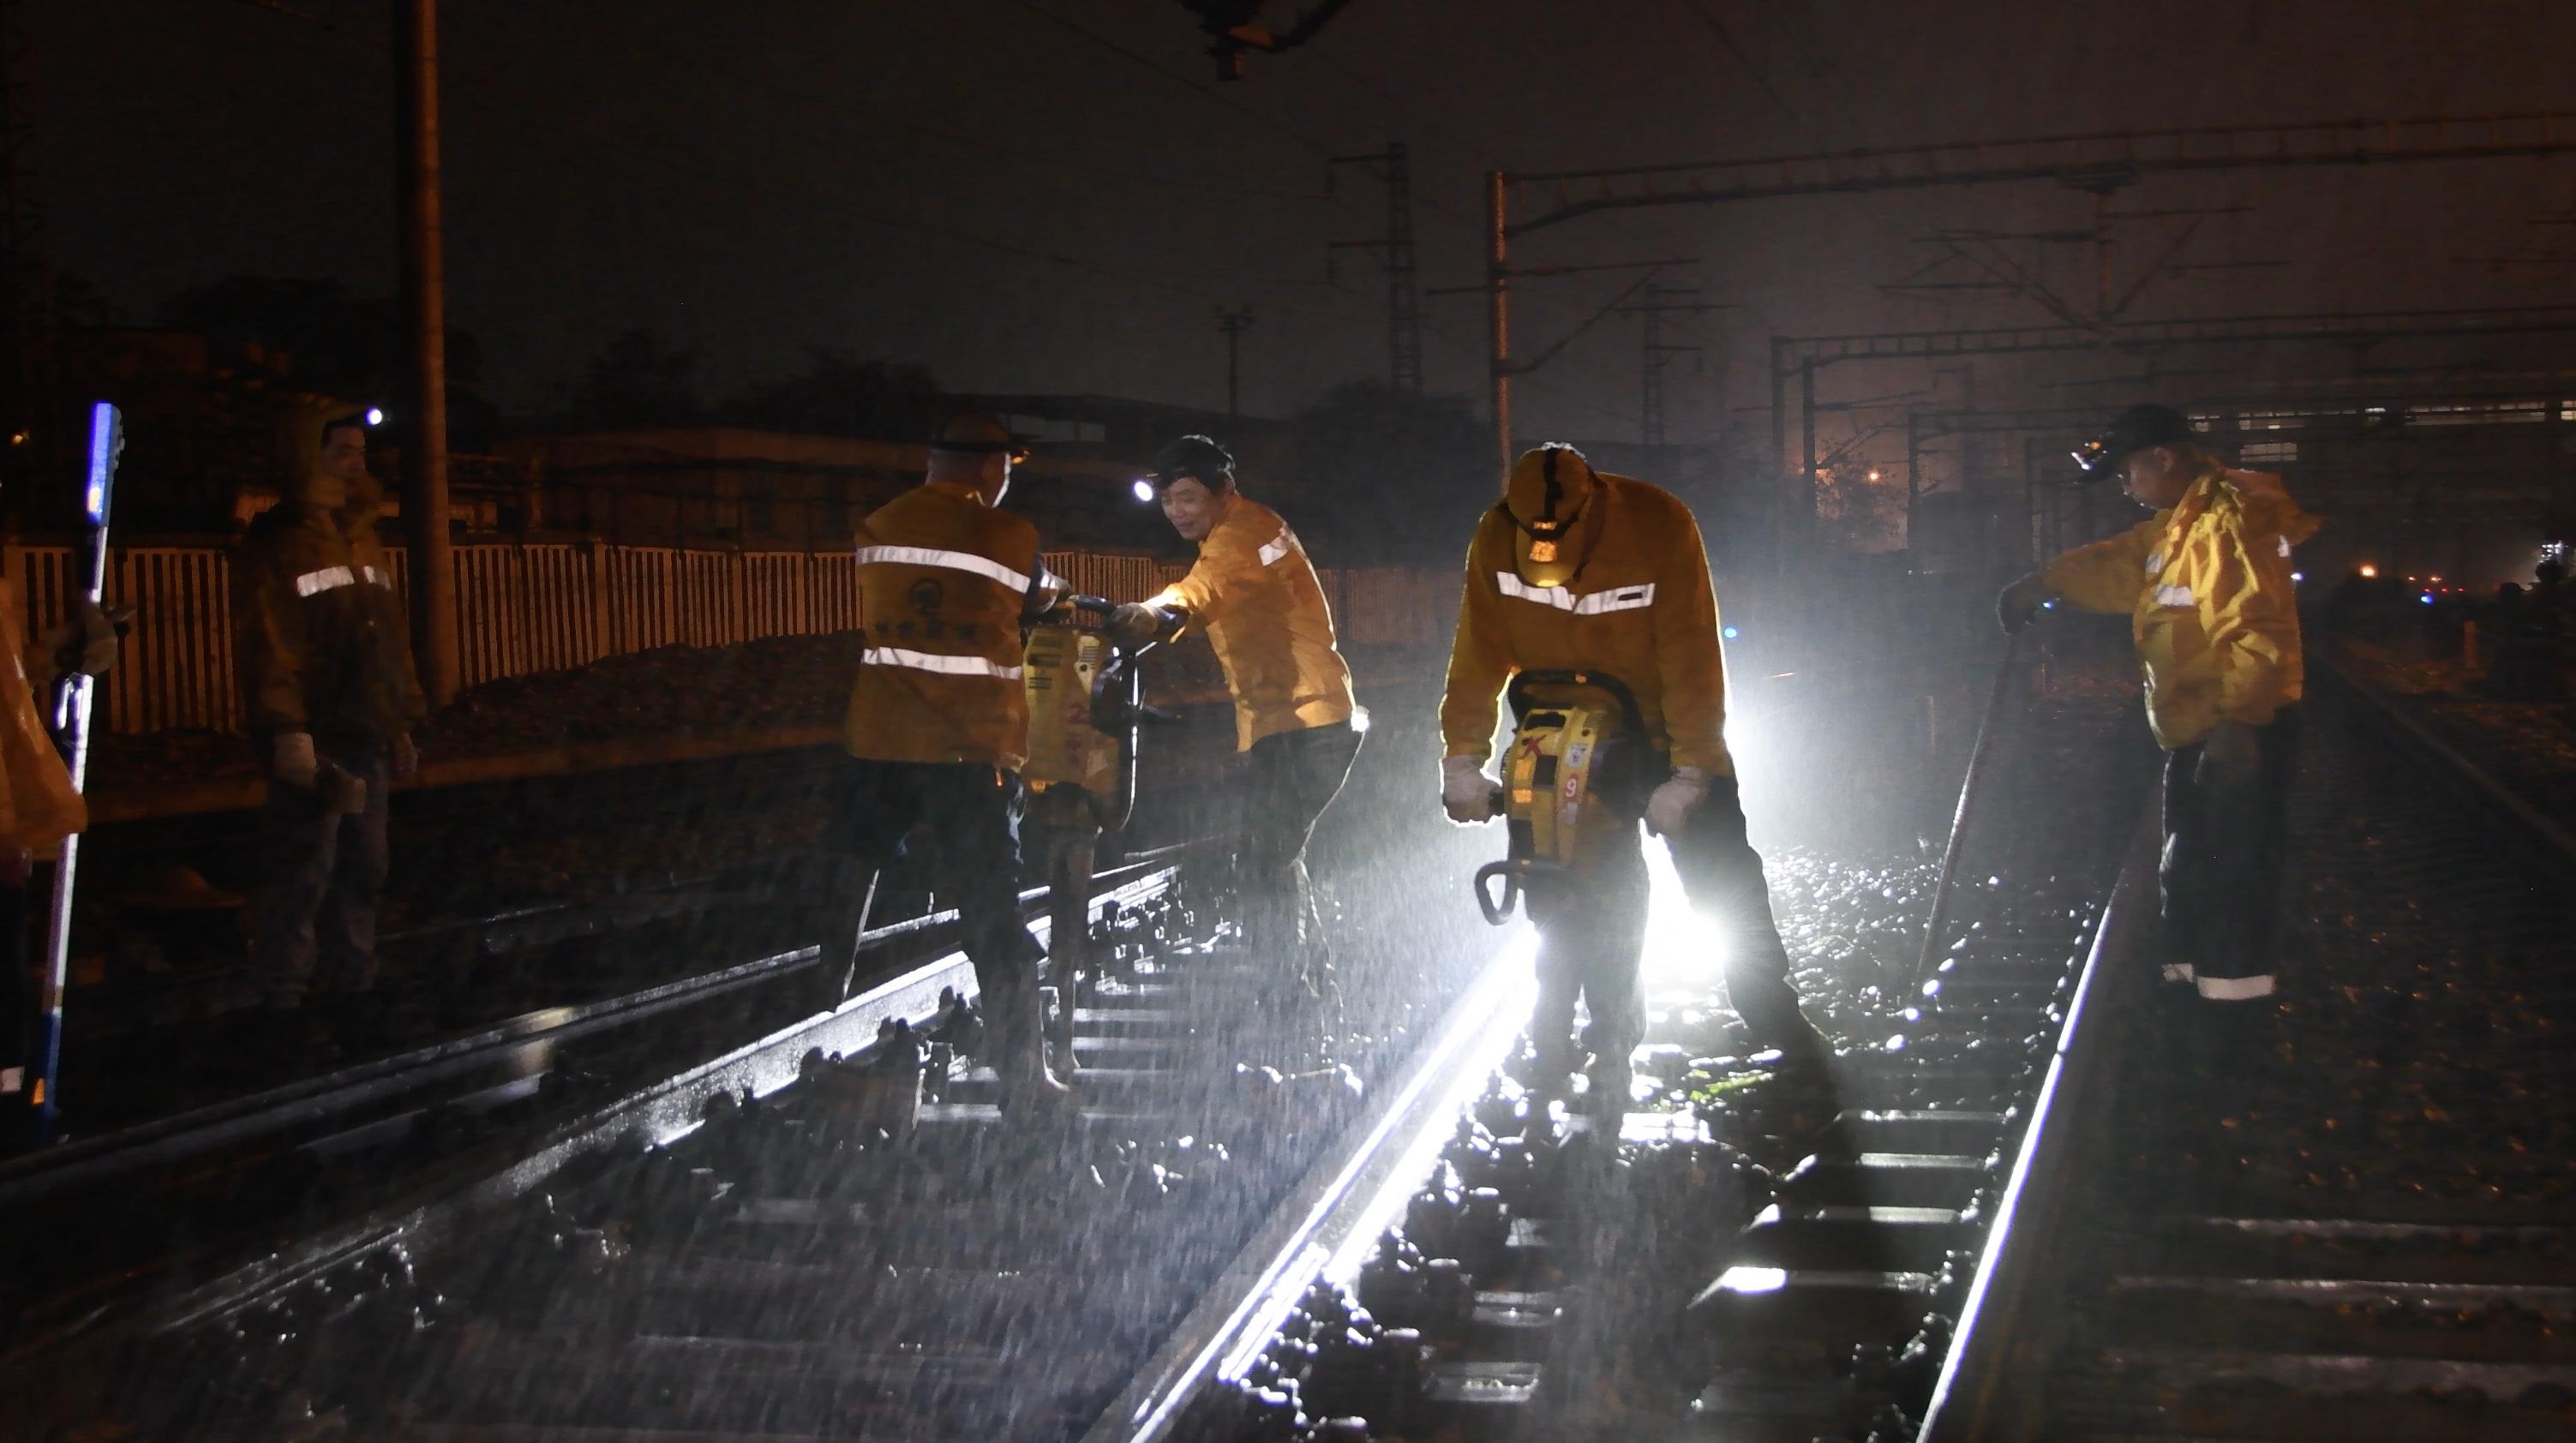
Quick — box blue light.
[84,403,115,524]
[365,406,385,427]
[1721,625,1739,639]
[2291,571,2303,583]
[2420,592,2435,605]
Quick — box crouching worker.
[1110,435,1359,996]
[831,414,1071,1112]
[1440,444,1830,1097]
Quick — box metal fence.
[3,542,1453,736]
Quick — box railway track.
[45,650,2551,1442]
[0,847,1195,1372]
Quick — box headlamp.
[1131,478,1156,504]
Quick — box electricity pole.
[1215,303,1255,421]
[1326,141,1423,395]
[394,0,458,704]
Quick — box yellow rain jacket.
[1147,494,1354,751]
[1441,471,1734,775]
[845,481,1050,770]
[0,586,85,856]
[2041,465,2321,749]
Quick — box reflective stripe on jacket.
[844,481,1044,769]
[1148,494,1355,751]
[2042,465,2321,749]
[0,586,84,853]
[1440,471,1734,775]
[231,498,426,745]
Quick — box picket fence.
[3,542,1451,736]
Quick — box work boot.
[988,987,1075,1117]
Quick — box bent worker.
[232,399,423,1046]
[1110,435,1359,995]
[833,413,1070,1111]
[1440,443,1830,1096]
[1998,404,2316,1044]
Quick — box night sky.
[39,1,2576,444]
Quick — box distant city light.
[1130,478,1155,503]
[2358,564,2379,578]
[1866,468,1882,482]
[2421,593,2436,605]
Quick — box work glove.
[392,732,420,779]
[28,601,122,688]
[1105,602,1169,647]
[1995,573,2052,634]
[1644,765,1709,837]
[1441,755,1499,825]
[272,731,321,790]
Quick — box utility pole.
[395,0,459,704]
[1614,282,1734,446]
[1326,141,1423,395]
[1215,304,1255,420]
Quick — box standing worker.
[1,581,116,1142]
[1998,404,2316,1045]
[1110,436,1359,997]
[232,399,424,1047]
[1440,444,1830,1094]
[833,414,1071,1111]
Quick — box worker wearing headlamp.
[1440,444,1828,1093]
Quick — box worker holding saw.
[1440,444,1829,1097]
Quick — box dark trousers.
[1531,772,1824,1068]
[2160,710,2300,1002]
[1237,721,1363,971]
[253,745,392,1010]
[830,759,1045,1021]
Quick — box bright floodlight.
[365,407,385,427]
[1131,478,1155,503]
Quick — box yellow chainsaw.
[1474,668,1650,925]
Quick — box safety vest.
[230,497,425,745]
[1148,494,1354,751]
[844,481,1049,770]
[1441,471,1735,776]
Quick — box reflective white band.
[862,645,1022,680]
[1494,572,1657,615]
[362,565,391,587]
[295,566,357,597]
[2276,536,2293,559]
[2154,584,2195,608]
[2196,973,2276,1001]
[854,544,1032,596]
[1259,530,1291,566]
[2143,552,2166,574]
[2160,962,2196,984]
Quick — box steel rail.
[1914,809,2157,1441]
[0,842,1197,1210]
[1086,933,1539,1443]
